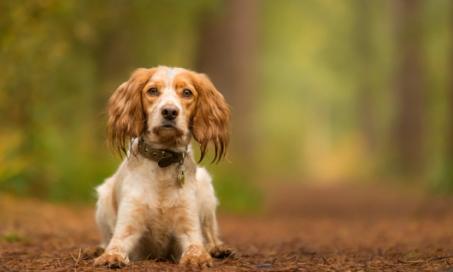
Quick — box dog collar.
[137,138,185,168]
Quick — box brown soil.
[1,183,453,271]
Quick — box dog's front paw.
[94,251,130,269]
[180,245,213,268]
[210,244,235,259]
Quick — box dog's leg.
[202,208,234,259]
[196,167,234,259]
[95,181,116,249]
[83,180,117,260]
[176,205,213,268]
[202,207,220,250]
[94,198,146,268]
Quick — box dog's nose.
[161,106,179,121]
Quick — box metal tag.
[177,166,185,186]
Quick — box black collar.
[137,138,185,168]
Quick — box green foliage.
[210,166,262,214]
[2,232,25,243]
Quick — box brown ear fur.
[191,73,230,163]
[107,68,155,156]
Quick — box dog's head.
[107,66,230,162]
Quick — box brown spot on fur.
[130,199,149,222]
[111,183,118,214]
[119,225,137,240]
[173,72,198,126]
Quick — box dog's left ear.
[191,73,230,163]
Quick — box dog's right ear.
[107,68,156,156]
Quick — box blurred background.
[1,0,453,212]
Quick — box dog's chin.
[152,125,184,144]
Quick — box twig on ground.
[70,248,82,267]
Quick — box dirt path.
[1,184,453,271]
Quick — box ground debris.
[1,185,453,271]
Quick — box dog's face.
[107,66,230,162]
[144,67,197,146]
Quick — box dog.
[93,66,232,268]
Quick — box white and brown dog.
[93,66,232,268]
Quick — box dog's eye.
[182,88,193,98]
[147,87,159,96]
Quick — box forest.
[1,0,453,201]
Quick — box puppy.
[93,66,231,268]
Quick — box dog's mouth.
[161,123,175,129]
[152,122,184,141]
[158,120,179,130]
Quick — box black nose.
[161,106,179,121]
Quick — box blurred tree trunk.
[196,0,258,161]
[445,4,453,187]
[392,0,425,177]
[355,0,376,151]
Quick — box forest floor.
[1,183,453,272]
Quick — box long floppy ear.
[107,68,155,156]
[191,73,230,163]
